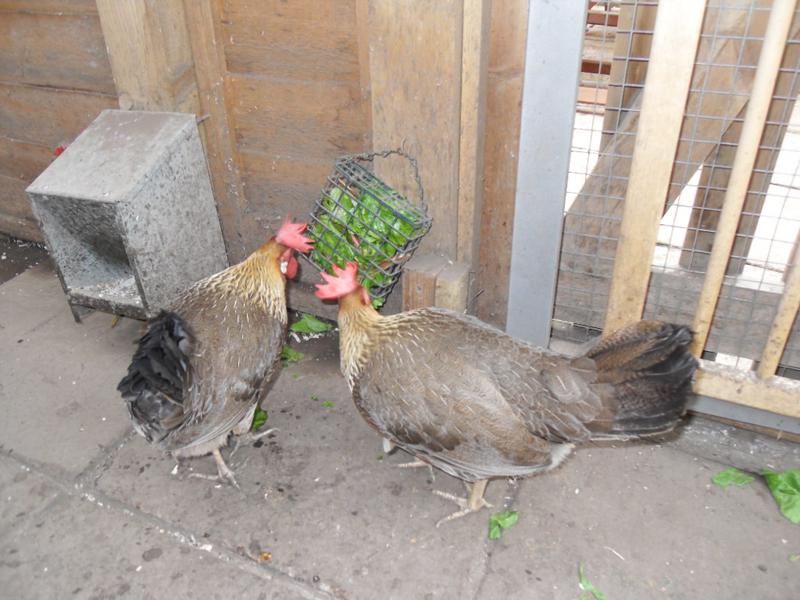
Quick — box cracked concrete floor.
[1,260,799,599]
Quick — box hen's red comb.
[276,214,314,253]
[315,262,361,300]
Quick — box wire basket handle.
[340,148,426,211]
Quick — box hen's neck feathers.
[193,240,287,321]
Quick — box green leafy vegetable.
[488,510,519,540]
[290,313,333,334]
[310,395,319,401]
[763,469,800,524]
[578,565,611,600]
[308,176,428,305]
[321,400,335,408]
[281,346,304,363]
[251,407,268,432]
[712,467,755,489]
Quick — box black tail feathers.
[586,320,698,437]
[117,311,192,442]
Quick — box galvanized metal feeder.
[304,150,431,305]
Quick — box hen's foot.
[188,448,240,489]
[433,480,491,527]
[230,428,277,457]
[396,459,436,481]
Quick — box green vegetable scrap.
[712,467,755,489]
[763,469,800,524]
[321,400,335,408]
[280,346,304,363]
[251,407,268,432]
[290,313,333,334]
[488,510,519,540]
[578,565,611,600]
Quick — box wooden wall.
[220,0,371,245]
[0,0,117,241]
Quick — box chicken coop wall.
[2,0,520,320]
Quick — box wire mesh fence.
[555,0,800,377]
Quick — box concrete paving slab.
[476,443,799,600]
[96,337,495,599]
[0,265,139,477]
[0,485,304,599]
[0,455,62,540]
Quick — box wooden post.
[604,0,705,332]
[367,0,463,257]
[691,0,798,356]
[96,0,199,112]
[402,254,449,310]
[757,230,800,378]
[457,0,491,268]
[182,0,251,263]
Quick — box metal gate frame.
[508,0,800,427]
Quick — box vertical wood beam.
[691,0,798,355]
[457,0,491,267]
[604,0,705,333]
[182,0,251,263]
[367,0,463,257]
[757,236,800,378]
[96,0,198,112]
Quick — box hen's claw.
[188,447,240,489]
[396,458,436,481]
[433,480,491,527]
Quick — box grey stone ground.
[1,245,798,599]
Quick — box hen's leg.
[396,458,436,481]
[433,479,492,527]
[230,428,277,457]
[189,448,240,489]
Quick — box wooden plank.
[475,0,528,327]
[757,242,800,378]
[355,0,372,148]
[0,136,53,181]
[96,0,199,112]
[695,361,800,419]
[221,0,360,81]
[402,253,449,310]
[0,211,42,242]
[457,0,490,270]
[368,0,463,257]
[435,261,470,312]
[691,0,798,356]
[604,0,705,332]
[0,0,97,14]
[182,0,251,262]
[681,40,800,274]
[0,82,116,147]
[228,75,368,159]
[0,173,36,219]
[0,12,114,94]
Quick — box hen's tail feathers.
[585,320,698,438]
[117,311,192,443]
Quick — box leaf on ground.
[712,467,755,489]
[578,564,611,600]
[763,469,800,524]
[251,407,268,432]
[488,510,519,540]
[289,313,333,334]
[321,400,335,408]
[281,346,304,363]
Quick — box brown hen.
[117,217,313,487]
[316,263,698,525]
